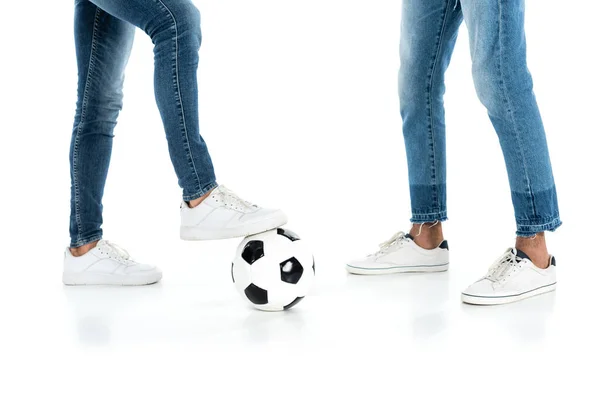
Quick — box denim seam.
[73,7,101,245]
[412,212,447,218]
[183,181,219,202]
[71,234,103,249]
[516,218,562,236]
[154,0,202,194]
[426,0,453,210]
[411,212,448,224]
[496,0,536,219]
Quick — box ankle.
[515,232,550,269]
[188,188,215,208]
[70,240,99,257]
[410,222,444,250]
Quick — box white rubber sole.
[461,282,556,305]
[180,214,288,241]
[345,263,449,275]
[62,271,163,286]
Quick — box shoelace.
[486,249,521,282]
[217,186,258,212]
[99,240,135,265]
[369,231,410,256]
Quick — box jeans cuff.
[70,234,103,249]
[183,181,219,202]
[410,211,448,224]
[516,217,562,237]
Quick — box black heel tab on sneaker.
[405,233,414,241]
[439,240,449,250]
[516,249,531,261]
[550,256,556,266]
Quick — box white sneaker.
[63,240,162,286]
[461,248,556,305]
[346,231,449,275]
[180,185,288,240]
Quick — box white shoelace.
[98,240,136,265]
[217,186,258,213]
[486,249,521,282]
[370,231,411,256]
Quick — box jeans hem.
[70,234,103,249]
[183,181,219,202]
[410,212,448,224]
[516,218,562,237]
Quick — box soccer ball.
[232,228,315,311]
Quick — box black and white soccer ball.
[232,228,315,311]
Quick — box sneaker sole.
[461,282,556,305]
[62,271,163,286]
[180,215,288,241]
[345,263,449,275]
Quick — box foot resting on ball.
[180,185,288,240]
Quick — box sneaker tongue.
[515,248,531,261]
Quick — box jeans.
[70,0,217,247]
[399,0,561,237]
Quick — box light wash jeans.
[70,0,217,247]
[399,0,561,236]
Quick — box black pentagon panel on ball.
[244,284,268,305]
[280,257,304,284]
[277,228,301,242]
[241,240,265,265]
[283,297,305,310]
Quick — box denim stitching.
[183,181,219,202]
[154,0,202,193]
[412,213,448,221]
[495,0,536,218]
[516,218,562,236]
[71,235,103,249]
[73,7,101,245]
[426,0,453,210]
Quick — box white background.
[1,1,599,399]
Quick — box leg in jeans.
[346,0,461,275]
[399,0,463,248]
[70,0,136,248]
[399,0,463,226]
[460,0,561,237]
[70,0,218,248]
[455,0,560,304]
[65,0,286,285]
[347,0,559,294]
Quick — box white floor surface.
[2,224,598,399]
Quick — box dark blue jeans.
[399,0,561,236]
[70,0,218,247]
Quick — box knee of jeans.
[399,67,430,108]
[471,63,503,113]
[78,89,124,126]
[178,3,201,38]
[472,60,534,113]
[152,2,201,46]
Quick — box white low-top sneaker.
[346,231,449,275]
[63,240,162,286]
[461,248,556,305]
[180,185,288,240]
